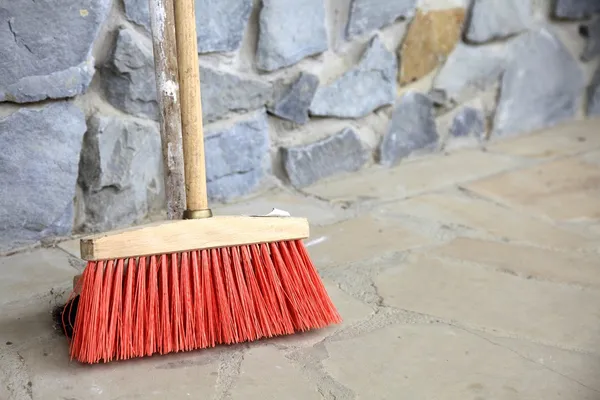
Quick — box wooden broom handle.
[173,0,212,218]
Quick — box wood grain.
[173,0,209,212]
[80,216,310,261]
[148,0,186,220]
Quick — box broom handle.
[173,0,212,219]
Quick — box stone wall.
[1,0,599,252]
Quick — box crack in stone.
[7,19,33,55]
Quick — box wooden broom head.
[79,215,310,261]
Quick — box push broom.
[60,0,341,364]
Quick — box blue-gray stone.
[580,19,600,62]
[346,0,416,39]
[465,0,531,43]
[493,29,585,137]
[268,72,319,124]
[256,0,328,72]
[449,107,485,138]
[554,0,600,19]
[0,103,86,252]
[0,0,110,103]
[205,111,272,202]
[310,35,396,118]
[379,91,438,167]
[282,127,368,188]
[587,66,600,116]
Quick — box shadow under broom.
[57,0,341,364]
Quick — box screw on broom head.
[64,216,342,364]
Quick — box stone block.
[432,42,507,103]
[256,0,328,72]
[268,72,319,124]
[102,28,158,120]
[123,0,151,31]
[282,127,369,188]
[554,0,600,19]
[587,66,600,116]
[309,35,396,118]
[204,111,271,202]
[78,114,164,232]
[398,8,465,85]
[345,0,416,39]
[379,91,438,167]
[0,0,110,103]
[580,19,600,62]
[465,0,531,43]
[448,107,485,138]
[493,29,584,137]
[0,103,86,252]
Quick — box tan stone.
[488,119,600,159]
[375,254,600,351]
[323,324,598,399]
[378,190,592,250]
[307,216,432,267]
[230,346,320,400]
[305,149,521,202]
[464,157,600,222]
[399,8,466,85]
[427,237,600,288]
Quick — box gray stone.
[268,72,319,124]
[0,0,110,103]
[586,66,600,116]
[346,0,416,39]
[466,0,531,43]
[205,111,271,202]
[580,19,600,61]
[123,0,151,31]
[493,29,585,137]
[123,0,252,53]
[201,67,272,123]
[79,115,164,232]
[433,42,507,103]
[256,0,328,72]
[102,28,158,120]
[379,91,438,167]
[282,128,368,188]
[0,103,86,251]
[310,35,396,118]
[554,0,600,19]
[449,107,485,138]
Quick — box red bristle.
[159,254,172,354]
[191,250,207,348]
[180,252,195,350]
[146,255,159,356]
[230,246,261,340]
[132,257,147,357]
[200,249,216,347]
[67,239,342,364]
[210,248,234,344]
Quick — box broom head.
[64,215,341,364]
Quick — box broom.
[61,0,341,364]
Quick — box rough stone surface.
[399,8,466,85]
[201,67,272,123]
[102,28,158,120]
[0,0,110,103]
[379,91,438,166]
[432,42,507,103]
[309,36,396,118]
[268,73,319,124]
[0,103,86,251]
[587,66,600,116]
[465,0,531,43]
[554,0,600,19]
[282,127,368,188]
[580,19,600,61]
[493,29,585,137]
[256,0,328,72]
[449,107,485,138]
[346,0,416,39]
[78,115,164,232]
[124,0,252,53]
[204,111,271,202]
